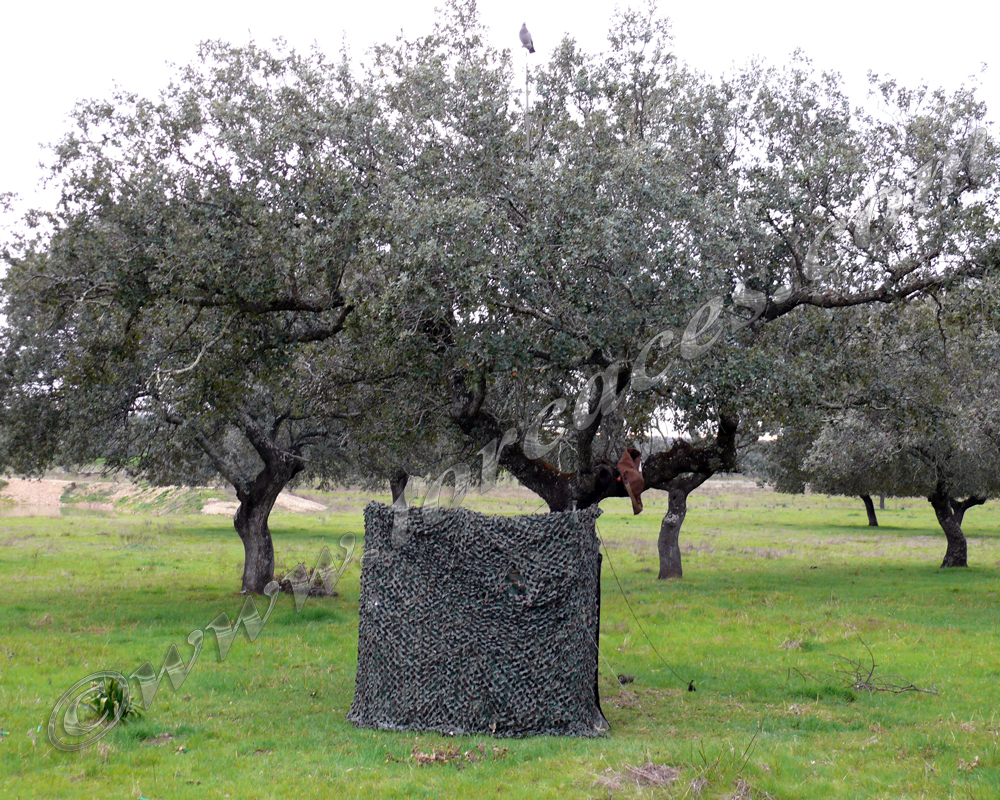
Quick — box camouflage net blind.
[348,502,608,737]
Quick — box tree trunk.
[657,474,710,579]
[172,409,308,594]
[927,487,971,568]
[234,461,302,593]
[657,494,686,579]
[950,495,985,528]
[235,498,277,594]
[390,469,408,505]
[879,495,885,510]
[448,365,740,514]
[861,494,879,526]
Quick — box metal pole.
[525,51,531,153]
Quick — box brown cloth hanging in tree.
[617,448,644,515]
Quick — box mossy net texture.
[348,502,608,737]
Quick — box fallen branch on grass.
[832,636,938,696]
[784,636,938,696]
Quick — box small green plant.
[90,676,143,725]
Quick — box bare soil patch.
[200,492,326,515]
[0,478,72,505]
[0,477,326,514]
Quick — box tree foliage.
[352,1,1000,580]
[3,0,1000,587]
[751,294,1000,566]
[1,41,378,591]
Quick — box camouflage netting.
[348,502,608,737]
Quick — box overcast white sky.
[1,0,996,231]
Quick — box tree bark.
[390,469,408,505]
[643,414,739,490]
[657,491,686,580]
[879,495,885,510]
[927,486,984,568]
[861,494,879,526]
[447,362,740,513]
[952,495,985,528]
[657,473,710,579]
[223,411,306,594]
[235,494,277,594]
[234,458,302,593]
[163,409,306,593]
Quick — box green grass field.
[1,480,999,799]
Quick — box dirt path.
[0,478,72,505]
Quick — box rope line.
[596,520,693,689]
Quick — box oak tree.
[357,1,1000,580]
[1,41,378,592]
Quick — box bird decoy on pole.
[519,23,535,54]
